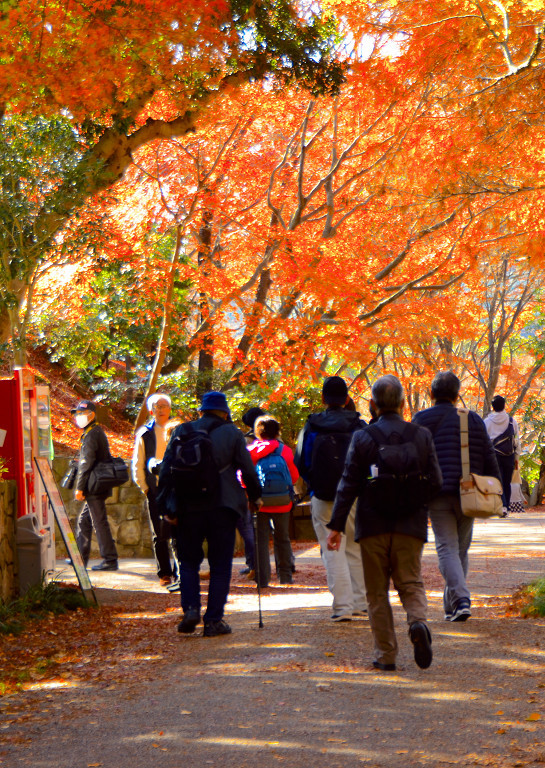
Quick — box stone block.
[119,485,145,504]
[117,519,142,548]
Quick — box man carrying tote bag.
[413,372,501,623]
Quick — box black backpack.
[168,421,226,505]
[492,418,516,456]
[309,430,354,501]
[365,422,434,516]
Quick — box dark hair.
[322,376,348,406]
[491,395,506,412]
[371,375,403,412]
[242,406,266,428]
[254,415,280,440]
[431,371,460,402]
[344,396,356,412]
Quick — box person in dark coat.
[327,375,442,671]
[72,400,119,571]
[295,376,367,621]
[413,371,501,622]
[158,392,262,637]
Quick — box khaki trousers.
[360,533,427,666]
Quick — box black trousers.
[147,490,179,579]
[496,453,515,508]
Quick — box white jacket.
[484,411,520,457]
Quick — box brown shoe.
[159,576,172,587]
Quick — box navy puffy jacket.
[412,401,500,495]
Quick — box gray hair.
[147,393,172,411]
[371,375,404,412]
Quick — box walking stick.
[251,509,264,629]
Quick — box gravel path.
[1,512,544,768]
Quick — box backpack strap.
[366,421,415,446]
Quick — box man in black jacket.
[327,376,442,671]
[158,391,262,637]
[72,400,118,572]
[413,371,500,622]
[295,376,367,621]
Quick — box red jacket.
[248,439,299,513]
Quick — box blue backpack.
[256,444,293,507]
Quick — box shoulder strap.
[458,408,471,481]
[366,421,414,446]
[365,423,387,446]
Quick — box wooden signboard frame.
[34,457,97,606]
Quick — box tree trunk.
[133,225,183,431]
[196,206,214,397]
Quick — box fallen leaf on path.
[525,713,541,721]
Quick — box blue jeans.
[428,494,473,614]
[176,506,237,623]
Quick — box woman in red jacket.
[248,416,299,587]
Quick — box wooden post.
[0,480,18,602]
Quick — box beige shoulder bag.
[458,409,503,518]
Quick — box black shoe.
[177,608,200,634]
[239,567,251,575]
[91,561,118,571]
[450,600,471,622]
[203,619,232,637]
[409,621,433,669]
[280,577,293,585]
[167,581,181,593]
[373,661,396,671]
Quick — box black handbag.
[87,458,129,495]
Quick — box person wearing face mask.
[71,400,119,571]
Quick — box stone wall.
[52,457,153,560]
[0,480,18,602]
[51,457,315,561]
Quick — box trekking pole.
[251,509,264,628]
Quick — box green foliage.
[0,581,89,636]
[520,578,545,618]
[519,394,545,489]
[230,0,345,96]
[0,115,86,288]
[32,246,192,402]
[153,370,324,445]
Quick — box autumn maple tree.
[0,0,344,349]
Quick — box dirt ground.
[1,512,544,768]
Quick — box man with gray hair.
[132,393,179,587]
[327,375,442,671]
[413,371,500,622]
